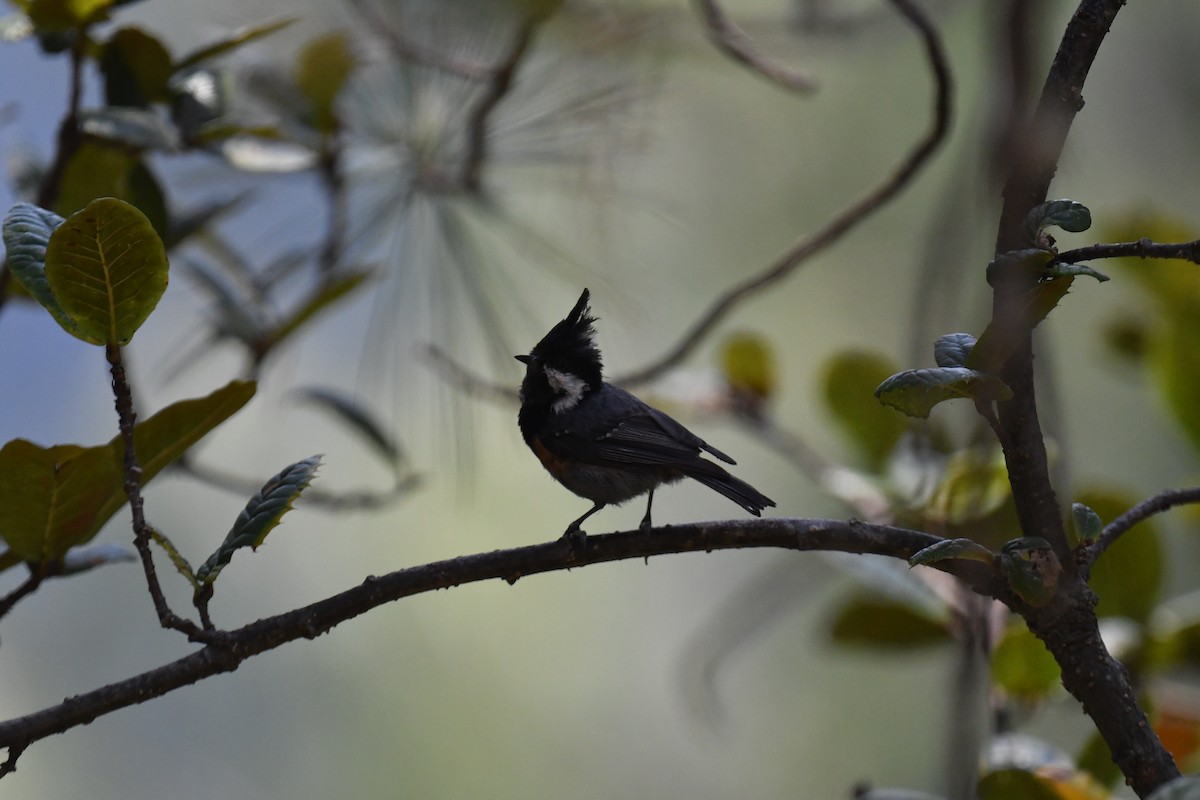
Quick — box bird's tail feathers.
[686,464,775,516]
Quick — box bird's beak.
[515,354,533,365]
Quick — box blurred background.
[1,0,1199,797]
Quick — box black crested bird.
[516,289,775,537]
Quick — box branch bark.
[987,1,1181,795]
[0,518,990,768]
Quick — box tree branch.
[619,0,951,386]
[106,344,202,638]
[0,518,991,769]
[691,0,818,95]
[1055,238,1200,266]
[1086,487,1200,564]
[989,0,1125,566]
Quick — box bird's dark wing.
[539,386,734,468]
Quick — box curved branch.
[619,0,951,385]
[691,0,818,95]
[1086,487,1200,564]
[0,518,989,767]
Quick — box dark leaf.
[875,367,1012,419]
[101,26,172,106]
[1070,502,1103,545]
[1045,261,1109,283]
[999,537,1061,607]
[908,538,995,567]
[1024,199,1092,243]
[196,455,321,585]
[933,333,975,368]
[828,593,953,650]
[1,202,80,336]
[293,388,402,467]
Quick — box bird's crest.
[530,289,603,385]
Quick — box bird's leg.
[639,489,655,531]
[563,502,605,544]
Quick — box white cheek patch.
[544,366,588,413]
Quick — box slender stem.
[692,0,818,94]
[1087,487,1200,564]
[106,344,202,638]
[1056,238,1200,266]
[619,0,952,386]
[0,569,46,621]
[37,29,88,211]
[459,17,541,192]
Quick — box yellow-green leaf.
[1077,488,1163,622]
[0,381,255,564]
[45,197,168,345]
[822,350,906,470]
[991,623,1060,700]
[294,31,356,134]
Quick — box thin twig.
[619,0,952,386]
[106,344,203,638]
[0,569,45,621]
[691,0,818,94]
[1055,238,1200,266]
[175,458,420,512]
[460,17,542,192]
[0,516,995,769]
[1086,487,1200,564]
[344,0,495,80]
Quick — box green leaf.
[196,455,321,585]
[991,623,1061,700]
[722,332,777,401]
[1076,731,1122,789]
[977,769,1064,800]
[1045,262,1109,283]
[1024,199,1093,243]
[908,538,996,567]
[55,142,169,236]
[0,440,109,563]
[933,333,975,368]
[1,202,83,336]
[294,31,356,134]
[985,248,1055,288]
[174,17,296,71]
[101,26,173,106]
[0,381,255,564]
[875,367,1012,419]
[25,0,113,31]
[821,350,906,469]
[1078,488,1162,622]
[293,388,402,467]
[1070,502,1103,545]
[922,450,1019,550]
[1148,776,1200,800]
[828,593,953,650]
[45,197,169,345]
[1000,537,1061,607]
[149,528,199,589]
